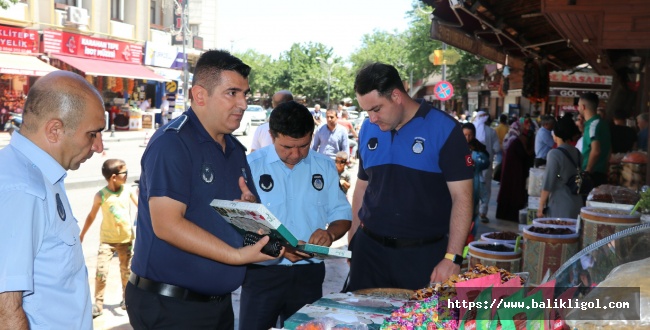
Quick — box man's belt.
[129,273,228,302]
[360,224,445,248]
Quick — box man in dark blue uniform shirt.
[126,50,282,330]
[347,63,474,291]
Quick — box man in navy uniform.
[126,50,282,329]
[347,63,473,291]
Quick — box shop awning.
[0,53,59,76]
[52,54,168,82]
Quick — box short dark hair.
[354,62,406,97]
[191,49,250,100]
[499,114,508,123]
[579,92,599,111]
[553,114,579,141]
[269,101,315,139]
[462,122,476,136]
[101,159,126,180]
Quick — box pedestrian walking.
[79,159,138,318]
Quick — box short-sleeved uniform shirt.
[247,147,352,266]
[582,114,611,174]
[131,109,259,296]
[357,102,473,238]
[0,132,92,329]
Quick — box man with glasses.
[240,101,351,330]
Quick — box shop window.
[111,0,124,21]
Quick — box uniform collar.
[10,131,67,184]
[186,108,235,152]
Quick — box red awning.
[52,54,168,82]
[0,53,59,76]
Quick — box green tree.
[278,42,354,107]
[235,49,278,98]
[0,0,17,10]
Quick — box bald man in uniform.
[0,71,107,329]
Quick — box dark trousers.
[346,229,448,291]
[125,282,234,330]
[239,263,325,330]
[534,158,547,168]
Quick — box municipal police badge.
[367,137,378,151]
[259,174,274,192]
[56,193,66,221]
[312,174,324,191]
[201,163,214,183]
[412,138,425,154]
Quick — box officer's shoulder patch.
[164,114,188,132]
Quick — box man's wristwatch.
[444,253,463,265]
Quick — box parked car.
[233,110,253,136]
[246,105,267,125]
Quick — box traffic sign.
[434,81,454,101]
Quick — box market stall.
[280,171,650,329]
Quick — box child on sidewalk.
[80,159,138,318]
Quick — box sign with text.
[550,88,610,99]
[144,41,179,67]
[171,0,188,46]
[549,71,612,85]
[43,30,142,64]
[0,25,39,53]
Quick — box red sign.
[434,81,454,101]
[43,30,142,64]
[0,25,39,54]
[193,36,203,50]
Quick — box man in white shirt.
[250,90,293,152]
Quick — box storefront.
[0,25,59,130]
[548,71,612,117]
[42,30,167,130]
[143,41,186,124]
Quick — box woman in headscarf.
[537,114,583,219]
[462,123,490,242]
[496,118,536,222]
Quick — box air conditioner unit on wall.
[65,6,89,26]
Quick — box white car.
[233,110,253,136]
[246,105,267,125]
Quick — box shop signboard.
[42,30,142,64]
[549,71,612,85]
[0,25,39,54]
[144,41,179,68]
[549,88,610,99]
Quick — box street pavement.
[0,127,518,330]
